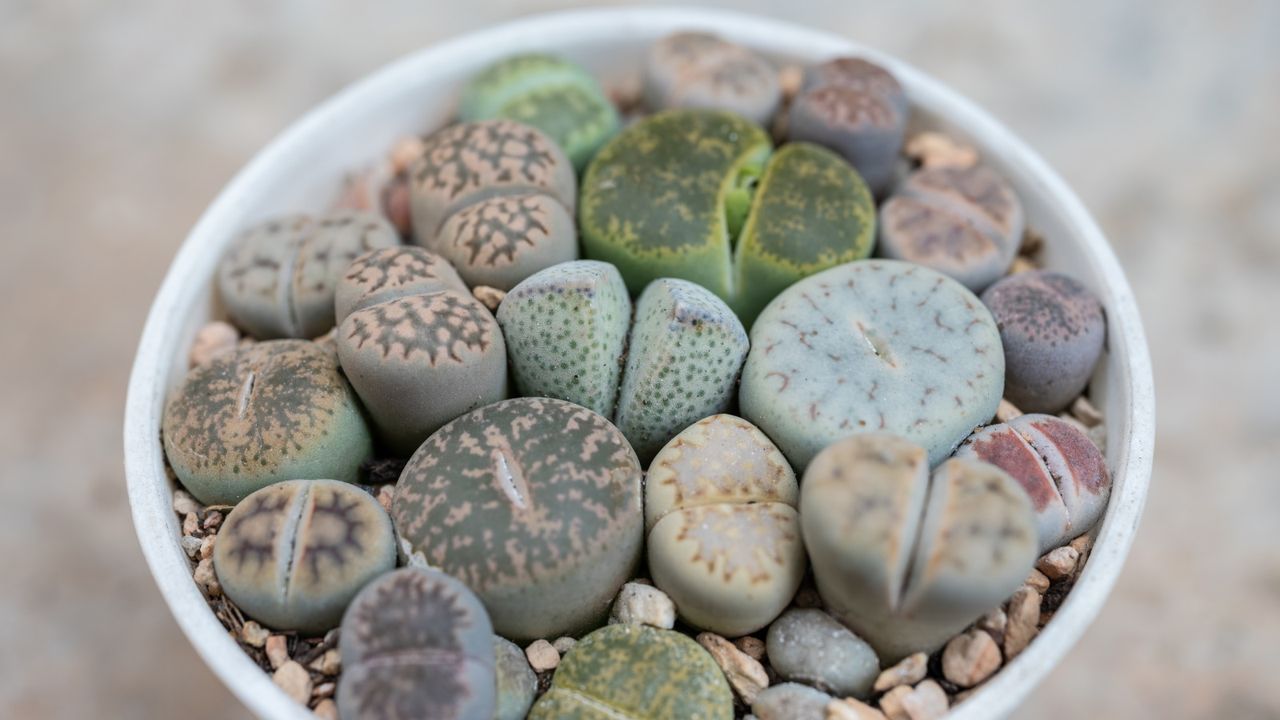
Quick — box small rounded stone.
[609,582,677,629]
[644,32,782,126]
[213,480,395,634]
[188,321,239,368]
[334,246,467,324]
[392,398,643,641]
[338,567,496,720]
[981,270,1106,413]
[941,629,1001,688]
[429,192,578,291]
[765,608,880,698]
[493,637,536,720]
[751,682,833,720]
[162,340,373,505]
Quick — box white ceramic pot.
[124,7,1155,719]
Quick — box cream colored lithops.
[646,414,805,637]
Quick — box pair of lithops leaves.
[497,259,750,462]
[644,32,782,127]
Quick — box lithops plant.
[740,259,1004,472]
[162,339,373,505]
[643,32,782,126]
[645,414,805,636]
[338,567,495,720]
[212,479,395,633]
[982,270,1107,412]
[529,623,734,720]
[334,247,507,455]
[801,434,1038,661]
[217,211,399,339]
[392,398,643,641]
[459,53,620,170]
[956,413,1111,553]
[497,261,749,461]
[408,119,577,288]
[878,165,1025,292]
[789,57,909,196]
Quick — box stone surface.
[1004,586,1043,660]
[1037,546,1081,580]
[271,661,311,705]
[941,630,1002,687]
[766,609,880,698]
[827,697,887,720]
[752,682,833,720]
[609,582,677,630]
[735,636,767,662]
[264,635,288,670]
[873,653,928,693]
[188,321,239,368]
[644,32,782,126]
[494,637,536,720]
[900,680,949,720]
[524,639,560,672]
[696,632,770,704]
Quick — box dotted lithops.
[645,414,805,636]
[529,623,734,720]
[878,165,1025,292]
[982,270,1107,412]
[956,413,1111,553]
[338,567,496,720]
[801,434,1038,661]
[216,211,400,339]
[643,32,782,126]
[740,259,1004,471]
[392,398,643,641]
[162,339,373,505]
[212,479,394,633]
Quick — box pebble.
[313,682,335,699]
[239,621,269,648]
[495,636,537,720]
[375,484,394,513]
[472,285,506,312]
[389,136,426,175]
[609,582,676,629]
[265,635,289,670]
[1025,569,1051,593]
[1004,587,1042,660]
[188,321,239,368]
[878,686,912,720]
[201,510,223,531]
[1070,534,1095,555]
[752,682,833,720]
[735,636,767,662]
[996,398,1024,423]
[1071,396,1104,427]
[942,630,1002,688]
[192,558,220,597]
[180,535,202,558]
[172,489,201,517]
[271,660,312,705]
[766,609,880,698]
[525,639,560,672]
[182,512,199,537]
[904,132,979,170]
[977,608,1008,646]
[310,649,341,676]
[900,680,949,720]
[872,653,927,693]
[697,632,770,704]
[198,535,216,560]
[552,636,577,656]
[826,697,887,720]
[313,699,338,720]
[1008,256,1038,274]
[1036,546,1081,580]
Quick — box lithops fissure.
[645,414,805,637]
[800,434,1038,662]
[740,259,1004,472]
[212,480,395,634]
[338,567,496,720]
[878,165,1025,292]
[643,32,782,126]
[392,398,643,641]
[981,270,1106,413]
[162,340,373,505]
[460,53,619,171]
[956,414,1111,553]
[529,623,734,720]
[498,263,749,462]
[217,211,400,339]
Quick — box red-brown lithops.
[645,414,805,636]
[644,32,782,126]
[392,398,644,641]
[338,567,496,720]
[955,413,1111,553]
[212,479,395,634]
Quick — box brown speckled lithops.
[643,32,782,126]
[801,434,1037,661]
[161,340,373,505]
[334,246,467,324]
[430,192,577,291]
[213,479,395,633]
[645,414,805,636]
[392,397,643,641]
[338,567,496,720]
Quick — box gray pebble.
[493,636,537,720]
[765,609,880,698]
[751,682,833,720]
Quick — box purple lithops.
[338,567,496,720]
[643,32,782,126]
[878,165,1025,292]
[982,270,1107,413]
[955,414,1111,553]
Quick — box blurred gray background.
[2,1,1277,718]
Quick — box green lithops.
[580,109,876,325]
[212,479,395,633]
[217,211,400,339]
[497,261,749,461]
[529,623,734,720]
[645,414,805,636]
[338,567,496,720]
[392,398,643,641]
[740,259,1004,471]
[801,434,1038,661]
[459,53,620,171]
[162,339,373,505]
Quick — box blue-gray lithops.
[765,608,880,698]
[878,165,1025,292]
[981,270,1106,413]
[217,211,399,339]
[162,339,373,505]
[212,479,395,634]
[493,637,537,720]
[338,567,496,720]
[801,434,1038,661]
[334,245,467,323]
[644,32,782,126]
[740,259,1004,471]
